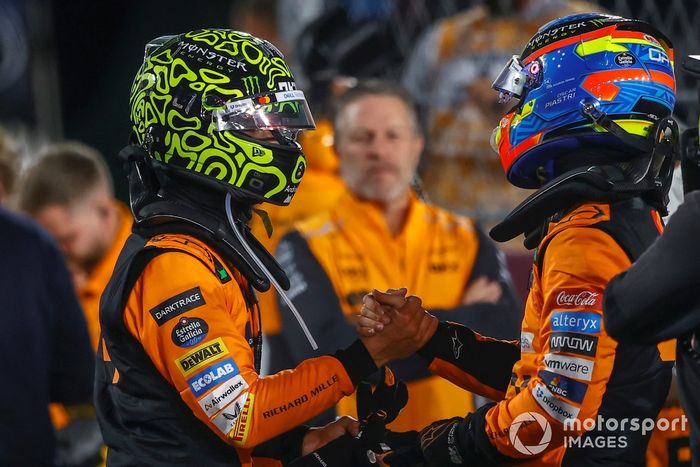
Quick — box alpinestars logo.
[452,329,463,360]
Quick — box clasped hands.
[357,288,438,369]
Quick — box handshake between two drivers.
[357,288,439,368]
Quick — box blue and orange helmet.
[491,13,676,188]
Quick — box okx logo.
[509,412,552,455]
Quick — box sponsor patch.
[614,52,637,67]
[176,338,228,376]
[543,353,594,381]
[150,287,206,326]
[553,289,602,309]
[212,394,248,436]
[171,317,209,347]
[521,331,535,353]
[538,370,588,404]
[549,332,598,357]
[198,375,248,417]
[532,383,580,424]
[551,312,601,334]
[188,357,240,397]
[231,394,255,445]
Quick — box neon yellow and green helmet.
[129,29,315,205]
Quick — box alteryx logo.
[551,312,601,334]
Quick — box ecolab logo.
[555,289,601,308]
[188,358,240,397]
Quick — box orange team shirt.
[425,202,671,465]
[647,405,692,466]
[49,201,132,429]
[121,234,361,463]
[79,201,133,349]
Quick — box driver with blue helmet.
[359,13,679,466]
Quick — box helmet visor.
[213,90,316,132]
[492,55,527,103]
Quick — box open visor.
[492,55,527,103]
[213,90,316,132]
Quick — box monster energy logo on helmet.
[128,28,315,206]
[242,76,261,95]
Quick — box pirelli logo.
[176,338,228,375]
[231,393,255,446]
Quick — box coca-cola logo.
[555,290,600,308]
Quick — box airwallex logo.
[509,412,688,454]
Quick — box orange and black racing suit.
[276,190,522,431]
[95,228,378,466]
[415,198,673,465]
[606,190,700,463]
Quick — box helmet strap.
[580,100,652,153]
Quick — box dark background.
[1,0,698,201]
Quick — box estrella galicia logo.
[615,52,636,67]
[550,312,601,334]
[538,370,588,404]
[171,317,209,347]
[188,357,240,397]
[149,287,206,326]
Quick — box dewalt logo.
[176,337,228,375]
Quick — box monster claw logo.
[242,75,261,95]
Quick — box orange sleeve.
[123,251,361,449]
[483,227,630,459]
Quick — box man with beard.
[277,79,522,429]
[19,143,132,464]
[19,142,132,351]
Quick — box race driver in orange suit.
[94,29,436,466]
[358,13,679,466]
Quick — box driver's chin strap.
[120,144,318,350]
[580,99,653,154]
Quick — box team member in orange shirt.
[20,142,132,351]
[361,14,678,466]
[19,142,132,463]
[95,29,435,466]
[276,79,522,430]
